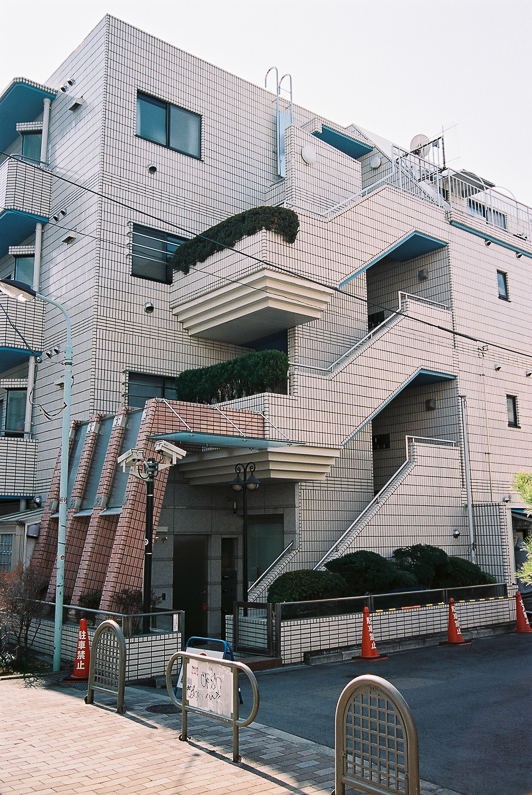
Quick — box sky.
[2,0,532,206]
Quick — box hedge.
[172,206,299,275]
[176,349,288,404]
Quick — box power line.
[3,151,532,363]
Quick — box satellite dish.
[410,133,431,158]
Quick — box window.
[131,224,185,283]
[128,373,177,408]
[497,270,509,300]
[1,389,26,437]
[21,131,42,162]
[136,92,201,159]
[468,198,507,230]
[0,534,13,572]
[507,395,519,428]
[372,433,391,450]
[14,255,34,285]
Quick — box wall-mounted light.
[494,364,501,371]
[502,495,511,504]
[452,529,461,538]
[526,371,532,377]
[484,239,491,247]
[516,252,523,259]
[147,163,157,174]
[418,268,428,281]
[425,398,436,411]
[33,496,42,508]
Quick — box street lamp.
[231,462,260,604]
[118,441,186,632]
[0,278,72,672]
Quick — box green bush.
[433,556,496,588]
[325,550,416,596]
[176,350,288,404]
[173,206,299,275]
[392,544,449,588]
[267,569,347,603]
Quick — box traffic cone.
[515,591,532,633]
[440,598,472,646]
[353,606,388,661]
[65,617,91,680]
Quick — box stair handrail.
[313,435,456,569]
[248,540,295,596]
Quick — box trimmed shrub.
[433,557,496,588]
[325,550,415,596]
[173,206,299,275]
[392,544,449,588]
[267,569,347,603]
[176,349,288,404]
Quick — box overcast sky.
[2,0,532,206]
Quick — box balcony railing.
[0,156,51,220]
[0,292,44,353]
[0,436,37,496]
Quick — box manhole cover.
[146,703,179,714]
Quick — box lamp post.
[231,462,260,604]
[118,443,186,632]
[0,278,72,672]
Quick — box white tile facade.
[1,16,530,634]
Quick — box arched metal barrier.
[85,619,127,714]
[166,650,259,762]
[334,674,419,795]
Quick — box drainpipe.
[459,395,477,563]
[40,98,51,165]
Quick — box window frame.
[507,394,519,428]
[127,372,178,408]
[131,224,185,284]
[136,91,202,159]
[497,270,509,301]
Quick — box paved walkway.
[0,673,463,794]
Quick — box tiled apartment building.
[1,15,530,637]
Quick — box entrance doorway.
[221,537,237,637]
[173,534,208,640]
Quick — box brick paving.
[0,674,463,794]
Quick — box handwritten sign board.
[185,656,233,717]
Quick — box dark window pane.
[497,270,509,300]
[131,224,183,283]
[5,390,26,437]
[128,373,177,408]
[14,255,34,285]
[137,94,167,146]
[21,132,42,162]
[169,104,201,158]
[507,395,519,428]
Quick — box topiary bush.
[325,550,416,596]
[267,569,347,603]
[173,206,300,275]
[392,544,450,588]
[433,556,496,588]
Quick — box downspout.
[459,395,477,563]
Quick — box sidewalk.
[0,673,463,795]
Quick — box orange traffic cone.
[440,598,472,646]
[65,617,91,680]
[353,606,388,661]
[515,591,532,633]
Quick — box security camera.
[144,301,154,313]
[35,355,43,363]
[117,448,145,470]
[453,529,461,539]
[154,439,187,466]
[147,163,157,174]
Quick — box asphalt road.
[240,633,532,795]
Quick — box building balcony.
[0,157,51,256]
[171,229,333,344]
[0,436,37,497]
[0,293,44,371]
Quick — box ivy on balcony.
[172,206,299,275]
[176,350,288,403]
